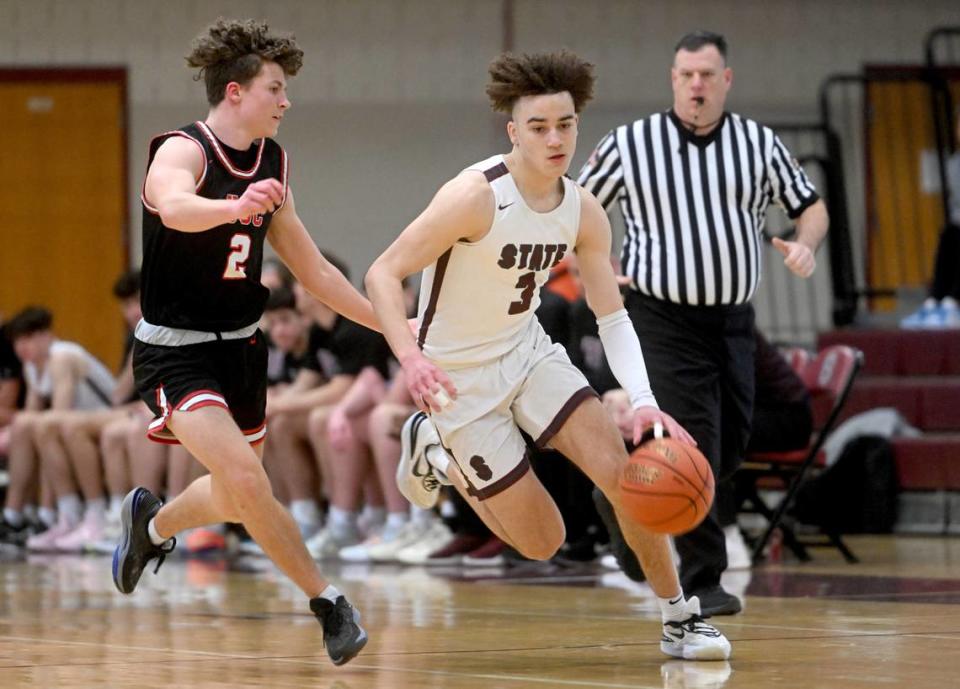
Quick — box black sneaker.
[0,517,41,547]
[112,487,176,594]
[591,487,646,582]
[689,585,742,617]
[310,595,368,666]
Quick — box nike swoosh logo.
[498,202,514,210]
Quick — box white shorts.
[430,324,596,500]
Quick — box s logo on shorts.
[470,455,493,481]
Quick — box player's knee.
[305,406,328,439]
[31,417,58,443]
[61,418,84,442]
[11,413,35,438]
[515,524,566,561]
[100,424,125,453]
[367,402,395,434]
[221,461,271,506]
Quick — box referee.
[579,31,828,616]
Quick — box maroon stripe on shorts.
[534,386,598,449]
[417,247,453,349]
[466,449,532,501]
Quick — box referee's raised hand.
[771,237,816,278]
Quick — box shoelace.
[152,537,177,575]
[666,613,723,638]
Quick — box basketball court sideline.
[2,535,959,688]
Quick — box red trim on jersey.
[276,147,290,212]
[141,131,208,214]
[195,121,265,179]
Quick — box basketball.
[618,436,714,535]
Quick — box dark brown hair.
[486,50,595,114]
[7,306,52,340]
[186,18,304,105]
[675,31,728,60]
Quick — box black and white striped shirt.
[578,110,819,306]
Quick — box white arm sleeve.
[597,308,659,410]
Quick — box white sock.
[383,512,409,539]
[361,505,386,528]
[108,495,124,517]
[38,507,57,528]
[147,517,171,546]
[425,445,450,474]
[57,494,83,525]
[659,592,688,623]
[85,498,106,520]
[318,584,342,603]
[410,506,434,526]
[3,508,23,528]
[328,506,358,539]
[290,500,321,529]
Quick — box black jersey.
[139,121,288,332]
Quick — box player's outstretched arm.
[267,187,380,332]
[145,137,282,233]
[575,190,695,446]
[365,172,492,411]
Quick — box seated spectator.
[0,320,24,457]
[264,256,392,558]
[28,271,147,552]
[902,108,960,329]
[1,306,116,548]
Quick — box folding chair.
[738,344,865,564]
[779,346,812,378]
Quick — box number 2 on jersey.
[508,272,537,315]
[223,233,252,280]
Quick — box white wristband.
[596,308,659,410]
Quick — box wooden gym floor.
[2,536,960,688]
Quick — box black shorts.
[132,330,268,445]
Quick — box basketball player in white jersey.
[366,51,731,660]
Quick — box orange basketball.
[618,437,715,535]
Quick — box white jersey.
[24,340,116,410]
[417,155,581,367]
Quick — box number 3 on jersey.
[223,233,251,280]
[508,272,537,315]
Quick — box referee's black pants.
[625,291,756,594]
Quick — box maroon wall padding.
[818,330,960,376]
[892,435,960,490]
[920,381,960,431]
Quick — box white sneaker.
[723,525,751,570]
[87,509,123,554]
[660,596,732,661]
[305,526,360,560]
[395,520,455,565]
[25,517,78,552]
[901,298,939,329]
[366,520,435,562]
[338,533,383,563]
[54,512,106,553]
[397,412,450,509]
[661,660,733,688]
[938,297,960,329]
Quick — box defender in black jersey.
[114,19,374,666]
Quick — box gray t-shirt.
[948,152,960,226]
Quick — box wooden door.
[0,69,127,370]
